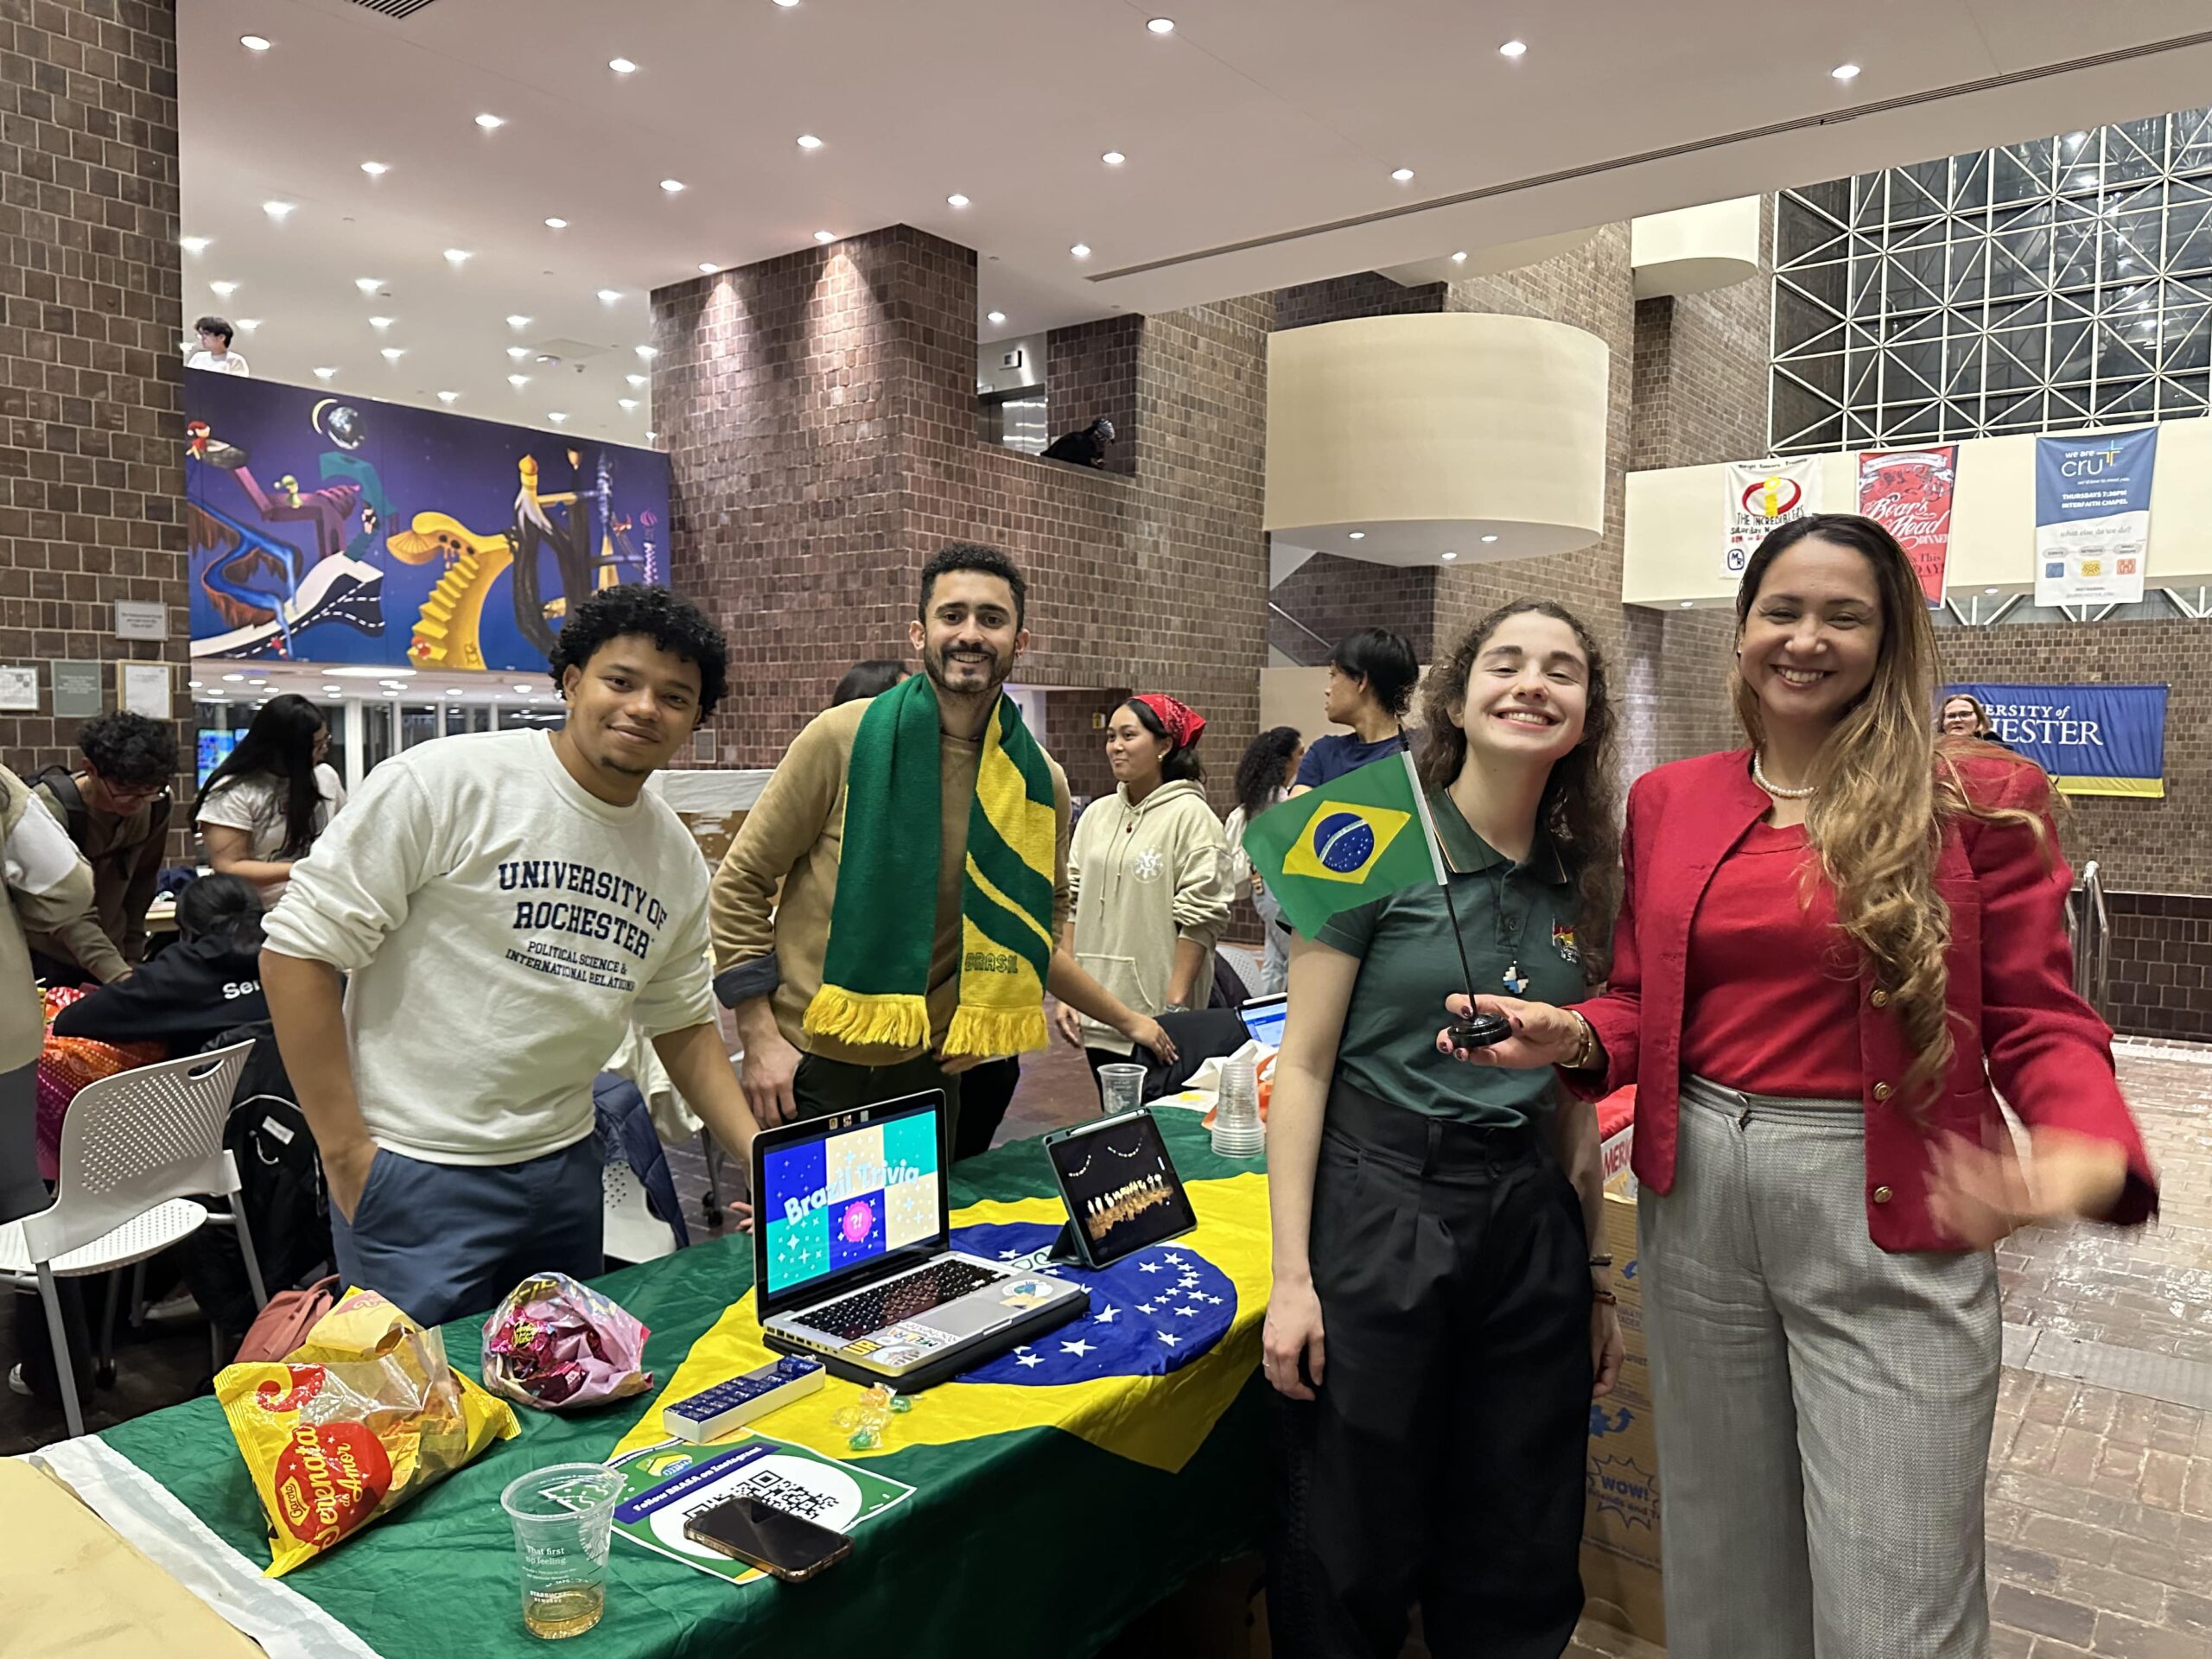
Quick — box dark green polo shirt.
[1314,791,1583,1127]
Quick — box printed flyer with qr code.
[606,1433,916,1586]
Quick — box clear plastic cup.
[1098,1062,1147,1116]
[1211,1054,1264,1158]
[501,1462,626,1640]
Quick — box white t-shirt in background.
[196,764,346,901]
[186,350,251,375]
[261,730,715,1166]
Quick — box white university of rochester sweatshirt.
[261,729,715,1166]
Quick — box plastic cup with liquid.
[1098,1062,1147,1116]
[501,1462,626,1640]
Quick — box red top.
[1680,822,1861,1096]
[1568,747,2158,1253]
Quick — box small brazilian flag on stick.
[1241,749,1448,938]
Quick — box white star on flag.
[1201,1294,1222,1305]
[1016,1352,1043,1368]
[999,1249,1021,1259]
[1060,1338,1095,1357]
[1136,1304,1155,1315]
[1095,1305,1120,1324]
[1014,1345,1030,1354]
[1175,1304,1198,1317]
[1158,1332,1180,1348]
[1139,1262,1163,1274]
[1165,1254,1184,1266]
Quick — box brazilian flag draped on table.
[1241,747,1448,938]
[67,1114,1272,1659]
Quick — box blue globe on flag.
[1311,811,1376,874]
[950,1222,1236,1386]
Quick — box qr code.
[734,1469,834,1524]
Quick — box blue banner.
[1947,683,2167,798]
[2033,427,2157,607]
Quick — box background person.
[1941,690,2013,749]
[1291,627,1419,793]
[24,711,179,987]
[830,658,909,707]
[186,315,249,375]
[1040,416,1115,468]
[1444,514,2157,1659]
[1223,725,1304,996]
[196,694,346,904]
[50,874,270,1050]
[1056,695,1231,1084]
[1262,601,1623,1659]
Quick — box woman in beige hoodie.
[1055,696,1233,1084]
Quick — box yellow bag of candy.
[216,1287,520,1577]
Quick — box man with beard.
[712,543,1173,1141]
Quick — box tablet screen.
[1045,1110,1196,1267]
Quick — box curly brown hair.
[1414,600,1621,984]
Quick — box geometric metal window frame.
[1772,105,2212,454]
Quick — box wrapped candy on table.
[480,1272,653,1411]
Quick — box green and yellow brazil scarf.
[804,674,1057,1058]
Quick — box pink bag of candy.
[480,1273,652,1411]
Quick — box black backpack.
[34,766,171,874]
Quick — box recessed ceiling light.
[543,217,568,230]
[240,34,271,51]
[946,193,969,208]
[1452,251,1468,264]
[1440,550,1459,562]
[619,398,639,410]
[507,346,530,360]
[660,178,685,193]
[262,200,294,219]
[1348,531,1365,540]
[608,56,637,73]
[359,160,387,176]
[235,318,261,332]
[443,248,471,264]
[646,429,657,441]
[636,345,658,359]
[987,310,1007,325]
[1102,150,1126,166]
[354,276,382,292]
[368,315,393,329]
[314,366,336,379]
[597,288,623,302]
[446,688,467,696]
[1831,62,1860,81]
[475,112,505,130]
[377,679,405,690]
[1390,168,1414,183]
[437,391,458,403]
[2066,130,2088,146]
[382,690,398,697]
[209,280,238,297]
[626,372,647,386]
[1499,39,1528,57]
[509,374,530,387]
[1984,586,2000,595]
[548,412,568,424]
[223,673,245,683]
[1479,533,1499,543]
[513,683,535,693]
[380,347,404,360]
[506,315,531,328]
[797,134,823,150]
[698,261,719,273]
[180,235,209,254]
[1070,242,1091,258]
[324,684,345,695]
[1680,600,1695,608]
[1148,17,1175,34]
[814,230,836,243]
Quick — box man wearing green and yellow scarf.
[711,543,1175,1150]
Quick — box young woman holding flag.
[1441,515,2156,1659]
[1260,601,1624,1659]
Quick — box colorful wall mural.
[185,372,671,671]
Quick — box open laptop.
[1238,992,1287,1050]
[752,1091,1089,1390]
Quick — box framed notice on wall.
[0,666,36,712]
[117,662,173,720]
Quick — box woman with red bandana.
[1056,696,1233,1090]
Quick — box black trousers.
[792,1052,963,1153]
[952,1058,1018,1161]
[1267,1083,1592,1659]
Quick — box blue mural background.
[184,372,671,671]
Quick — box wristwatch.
[1161,1002,1190,1015]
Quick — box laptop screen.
[756,1093,948,1306]
[1239,994,1287,1050]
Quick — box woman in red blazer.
[1443,513,2155,1659]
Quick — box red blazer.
[1572,747,2157,1252]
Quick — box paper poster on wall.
[1946,682,2166,798]
[117,663,173,720]
[2034,428,2156,607]
[0,666,36,712]
[1858,446,1956,607]
[1724,458,1821,578]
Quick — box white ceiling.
[181,0,2212,435]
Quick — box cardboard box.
[1580,1166,1664,1648]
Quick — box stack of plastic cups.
[1211,1053,1264,1158]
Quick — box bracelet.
[1563,1008,1599,1071]
[1591,1289,1618,1306]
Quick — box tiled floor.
[8,1033,2210,1657]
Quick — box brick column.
[0,0,187,785]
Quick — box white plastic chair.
[0,1041,260,1440]
[601,1158,679,1266]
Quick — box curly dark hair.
[549,585,728,718]
[1233,726,1303,824]
[919,542,1027,629]
[1414,600,1621,985]
[79,710,179,791]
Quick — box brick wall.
[2101,892,2212,1041]
[1272,271,1445,332]
[0,0,188,803]
[1041,687,1124,806]
[1044,315,1137,478]
[1269,553,1434,661]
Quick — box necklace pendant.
[1503,962,1528,995]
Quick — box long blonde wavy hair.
[1732,513,2036,1107]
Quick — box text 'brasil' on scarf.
[804,673,1058,1058]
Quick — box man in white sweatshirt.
[262,585,760,1327]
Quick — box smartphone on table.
[681,1496,852,1583]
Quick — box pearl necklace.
[1751,751,1818,800]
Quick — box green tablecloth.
[89,1113,1270,1659]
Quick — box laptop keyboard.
[803,1258,1009,1342]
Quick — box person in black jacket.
[52,874,269,1049]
